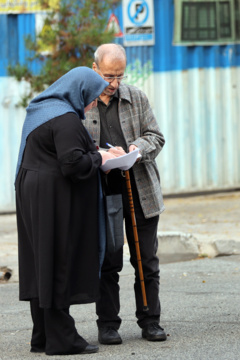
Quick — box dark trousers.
[30,298,88,355]
[97,170,161,329]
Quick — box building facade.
[0,0,240,211]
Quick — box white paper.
[100,149,140,172]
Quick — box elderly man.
[84,43,167,344]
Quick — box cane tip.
[143,306,149,312]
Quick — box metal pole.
[125,170,149,311]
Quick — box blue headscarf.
[15,66,108,180]
[15,66,108,272]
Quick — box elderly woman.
[15,67,116,355]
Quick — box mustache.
[107,85,117,90]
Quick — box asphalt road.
[1,254,240,360]
[1,191,240,359]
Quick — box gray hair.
[94,44,126,66]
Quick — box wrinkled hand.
[108,146,126,157]
[99,150,117,165]
[129,144,138,152]
[129,145,141,162]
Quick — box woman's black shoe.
[81,344,99,354]
[45,344,99,355]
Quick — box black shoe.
[142,323,167,341]
[81,344,99,354]
[46,344,99,356]
[98,327,122,345]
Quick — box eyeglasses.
[97,68,127,83]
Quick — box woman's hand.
[99,150,117,165]
[108,146,126,157]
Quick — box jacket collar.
[95,84,132,106]
[118,83,132,104]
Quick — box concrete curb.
[200,238,240,258]
[157,231,240,263]
[157,231,199,263]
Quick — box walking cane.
[124,170,149,311]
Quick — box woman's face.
[84,99,98,113]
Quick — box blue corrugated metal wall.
[115,1,240,71]
[0,13,41,76]
[1,1,240,211]
[153,0,240,71]
[115,0,240,194]
[0,13,37,212]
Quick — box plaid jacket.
[83,83,165,218]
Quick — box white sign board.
[123,0,155,46]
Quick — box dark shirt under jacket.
[98,91,127,152]
[98,92,128,194]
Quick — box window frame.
[173,0,240,46]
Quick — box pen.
[106,143,115,148]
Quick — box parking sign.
[123,0,155,46]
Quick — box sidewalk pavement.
[0,191,240,359]
[0,190,240,281]
[157,190,240,263]
[1,254,240,359]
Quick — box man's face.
[93,56,126,97]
